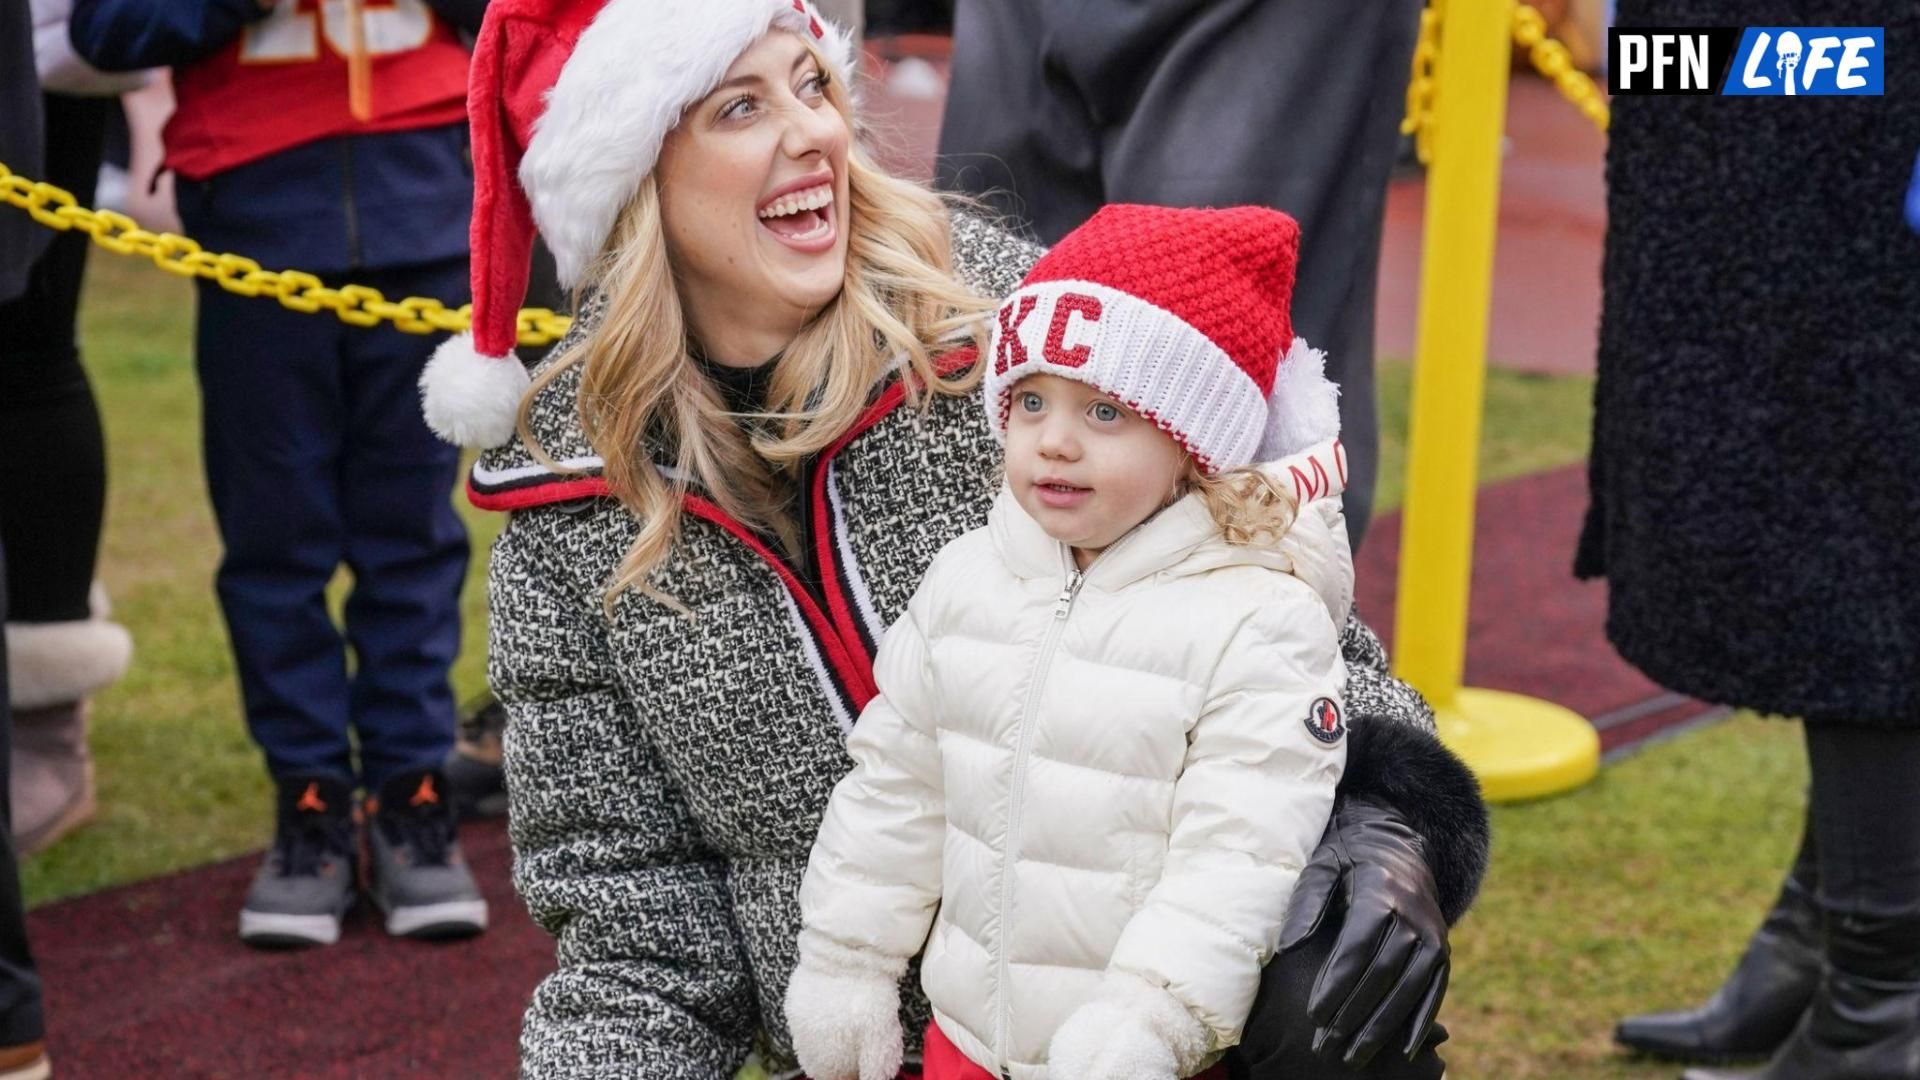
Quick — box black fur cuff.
[1341,719,1491,925]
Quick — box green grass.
[1445,714,1808,1078]
[37,251,1794,1079]
[1374,360,1595,513]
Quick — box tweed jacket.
[483,215,1486,1079]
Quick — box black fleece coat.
[1578,2,1920,727]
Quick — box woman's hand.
[1278,798,1451,1068]
[783,940,905,1080]
[1048,974,1208,1080]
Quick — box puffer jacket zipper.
[994,532,1144,1075]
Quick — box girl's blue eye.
[801,70,830,98]
[1091,402,1121,423]
[720,95,757,120]
[1020,393,1043,413]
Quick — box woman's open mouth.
[757,180,836,253]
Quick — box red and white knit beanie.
[983,203,1339,474]
[418,0,856,448]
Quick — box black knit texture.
[1579,2,1920,726]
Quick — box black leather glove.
[1279,797,1450,1069]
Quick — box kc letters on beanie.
[419,0,855,448]
[983,203,1340,474]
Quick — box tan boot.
[5,587,131,855]
[0,1039,49,1080]
[10,702,96,856]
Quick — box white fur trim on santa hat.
[522,0,856,287]
[1257,337,1341,462]
[419,332,533,449]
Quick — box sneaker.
[239,775,357,948]
[365,768,488,939]
[443,695,507,821]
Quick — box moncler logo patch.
[1306,697,1345,745]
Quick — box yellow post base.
[1435,688,1600,803]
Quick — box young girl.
[786,204,1356,1080]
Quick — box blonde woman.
[419,1,1490,1076]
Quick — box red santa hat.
[419,0,857,448]
[983,203,1340,474]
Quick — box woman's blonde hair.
[519,45,995,607]
[1184,459,1300,548]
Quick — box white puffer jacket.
[795,443,1354,1080]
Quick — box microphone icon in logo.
[1776,30,1803,95]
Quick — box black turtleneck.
[694,352,825,603]
[696,352,779,416]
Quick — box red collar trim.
[468,347,979,514]
[683,494,878,709]
[467,474,611,513]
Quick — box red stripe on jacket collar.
[806,347,980,654]
[467,346,981,513]
[683,494,879,709]
[468,474,611,512]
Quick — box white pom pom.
[418,333,532,449]
[1258,336,1341,461]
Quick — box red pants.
[913,1021,1229,1080]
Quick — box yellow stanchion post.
[1393,0,1599,802]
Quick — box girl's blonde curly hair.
[1184,459,1300,547]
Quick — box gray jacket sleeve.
[492,507,757,1079]
[947,208,1045,298]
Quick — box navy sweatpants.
[194,258,469,789]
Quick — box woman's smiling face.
[655,31,852,360]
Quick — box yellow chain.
[0,160,571,347]
[1511,4,1611,133]
[1403,0,1610,166]
[1401,0,1446,165]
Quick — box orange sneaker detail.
[295,782,328,813]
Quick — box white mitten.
[1047,974,1211,1080]
[783,932,907,1080]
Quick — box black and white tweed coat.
[483,215,1488,1079]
